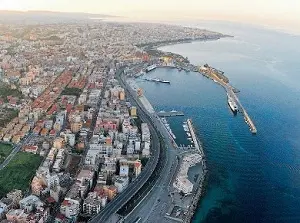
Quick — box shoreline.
[130,35,234,221]
[125,75,207,222]
[184,119,207,223]
[139,34,233,50]
[131,37,218,222]
[124,34,239,221]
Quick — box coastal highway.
[0,133,34,170]
[119,72,180,223]
[122,84,179,222]
[89,70,162,223]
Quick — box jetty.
[199,65,257,134]
[230,91,257,134]
[187,119,203,154]
[157,111,184,117]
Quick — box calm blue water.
[136,22,300,223]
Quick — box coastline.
[133,36,227,222]
[138,34,233,50]
[125,74,208,222]
[183,119,207,223]
[122,24,300,223]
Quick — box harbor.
[165,118,206,223]
[126,68,208,222]
[131,61,257,134]
[160,117,177,140]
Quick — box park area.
[0,152,42,198]
[0,143,13,164]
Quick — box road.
[0,133,34,170]
[120,73,181,223]
[89,70,162,223]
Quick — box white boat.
[227,93,238,114]
[146,64,157,73]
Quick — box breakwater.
[199,65,257,134]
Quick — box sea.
[135,21,300,223]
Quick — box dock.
[157,111,184,117]
[187,119,203,155]
[199,65,257,134]
[229,90,257,134]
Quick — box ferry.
[145,77,170,84]
[227,93,238,114]
[146,64,157,73]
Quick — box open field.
[0,143,13,164]
[0,108,18,127]
[0,152,43,198]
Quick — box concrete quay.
[199,67,257,134]
[157,111,184,117]
[187,119,201,154]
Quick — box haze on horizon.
[1,0,300,33]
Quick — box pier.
[157,111,184,117]
[230,90,257,134]
[187,119,202,154]
[199,66,257,134]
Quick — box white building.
[126,144,134,155]
[134,141,141,151]
[119,164,129,177]
[114,177,129,193]
[82,192,101,216]
[141,123,150,142]
[60,198,80,219]
[66,133,76,147]
[142,141,150,157]
[56,111,66,126]
[19,195,43,213]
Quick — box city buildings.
[0,19,220,222]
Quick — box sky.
[0,0,300,32]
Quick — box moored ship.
[227,93,238,114]
[145,77,170,84]
[146,64,157,73]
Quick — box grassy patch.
[0,152,43,198]
[0,82,23,102]
[61,87,82,97]
[0,108,19,127]
[0,143,13,164]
